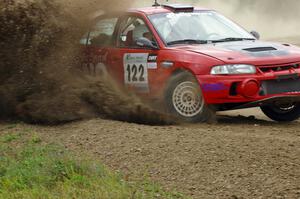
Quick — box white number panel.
[123,53,149,92]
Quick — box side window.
[80,17,118,47]
[119,17,156,48]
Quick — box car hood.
[173,40,300,65]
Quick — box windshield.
[148,11,255,45]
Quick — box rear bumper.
[196,73,300,105]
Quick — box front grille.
[259,63,300,73]
[261,78,300,95]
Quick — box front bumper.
[233,96,300,109]
[197,70,300,105]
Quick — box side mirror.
[250,31,260,40]
[120,35,127,42]
[136,37,158,49]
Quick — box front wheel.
[260,102,300,122]
[165,72,215,123]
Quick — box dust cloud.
[199,0,300,40]
[0,0,172,125]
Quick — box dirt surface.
[1,2,300,198]
[2,111,299,199]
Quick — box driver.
[133,24,155,43]
[143,31,154,41]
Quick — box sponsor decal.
[95,51,108,63]
[147,54,158,69]
[82,51,108,76]
[202,83,227,92]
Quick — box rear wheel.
[260,102,300,122]
[165,72,215,123]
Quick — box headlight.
[211,64,256,75]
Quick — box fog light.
[237,79,260,98]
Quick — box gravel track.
[2,109,299,199]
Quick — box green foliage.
[0,133,187,199]
[1,134,19,143]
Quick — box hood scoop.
[243,47,277,52]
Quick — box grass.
[0,130,188,199]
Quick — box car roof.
[128,6,212,15]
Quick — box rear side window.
[80,17,118,46]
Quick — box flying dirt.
[1,0,300,125]
[0,0,173,125]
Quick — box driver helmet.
[132,24,149,41]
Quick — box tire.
[260,102,300,122]
[165,72,215,123]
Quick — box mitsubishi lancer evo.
[80,4,300,122]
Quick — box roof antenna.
[153,0,160,7]
[153,0,168,7]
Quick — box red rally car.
[81,4,300,123]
